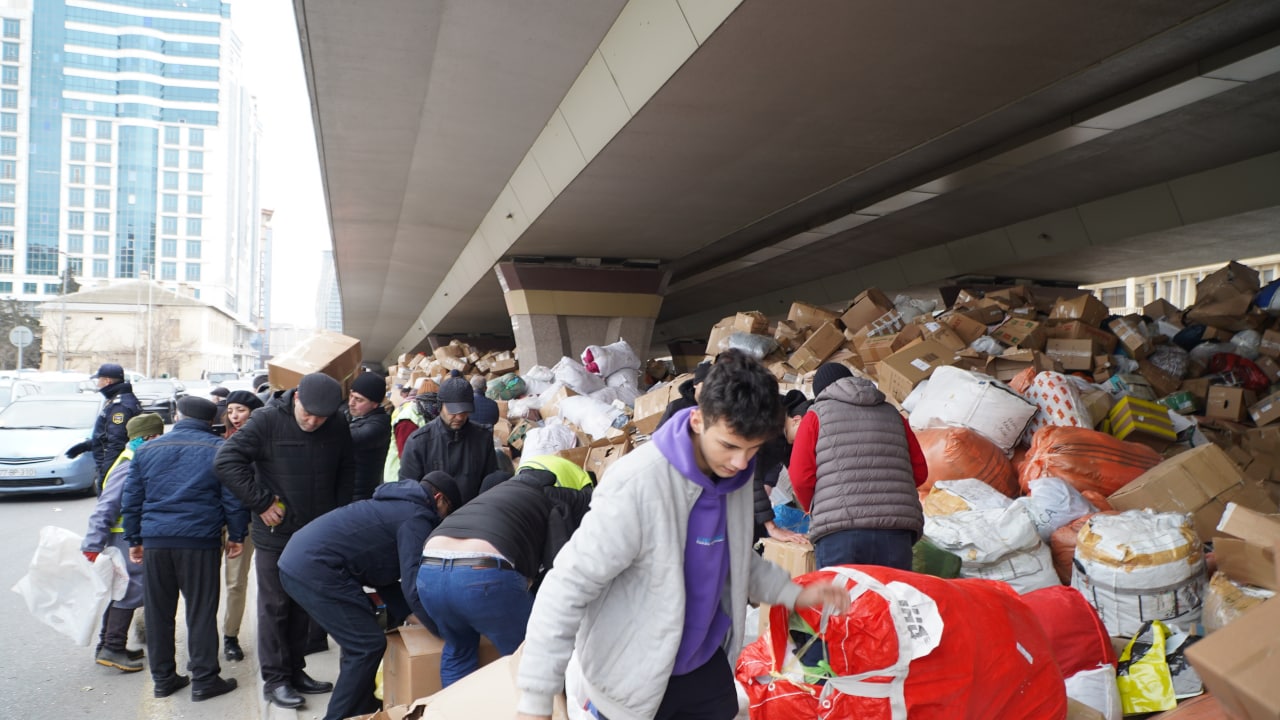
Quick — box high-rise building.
[0,0,262,327]
[316,248,341,332]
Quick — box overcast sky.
[230,0,328,329]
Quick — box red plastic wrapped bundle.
[1019,426,1162,496]
[915,427,1019,498]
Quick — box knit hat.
[126,413,164,439]
[252,374,270,393]
[224,390,263,410]
[782,389,810,417]
[351,372,386,403]
[420,470,463,512]
[209,386,230,399]
[296,373,344,417]
[176,396,218,423]
[438,375,474,414]
[812,363,853,399]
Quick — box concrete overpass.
[293,0,1280,367]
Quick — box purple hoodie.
[653,407,755,675]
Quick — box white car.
[0,378,42,410]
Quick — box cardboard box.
[1214,502,1280,591]
[773,320,807,353]
[1108,316,1152,361]
[1107,395,1176,449]
[555,446,590,468]
[1251,390,1280,428]
[915,320,967,352]
[986,285,1035,310]
[1105,373,1156,401]
[990,318,1046,351]
[732,311,769,335]
[1050,294,1109,327]
[839,289,895,333]
[866,309,906,338]
[768,361,799,384]
[788,321,845,373]
[538,385,578,418]
[584,438,631,482]
[268,330,362,393]
[1207,386,1258,423]
[1093,354,1116,382]
[877,340,958,403]
[761,538,815,578]
[1256,355,1280,384]
[1107,443,1279,542]
[1260,329,1280,360]
[958,301,1005,326]
[383,626,500,708]
[633,375,690,421]
[788,301,842,330]
[632,412,661,437]
[1046,320,1119,355]
[705,316,736,356]
[1137,360,1182,399]
[1065,698,1107,720]
[937,311,989,345]
[857,333,904,363]
[1045,338,1094,371]
[955,348,1059,382]
[1184,595,1280,720]
[1143,298,1182,324]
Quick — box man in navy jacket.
[278,471,462,720]
[123,396,248,702]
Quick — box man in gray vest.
[788,363,927,569]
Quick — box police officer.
[68,363,142,489]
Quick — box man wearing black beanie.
[346,371,392,501]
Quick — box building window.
[0,207,11,226]
[68,187,84,207]
[93,212,110,231]
[44,283,60,294]
[0,112,14,132]
[164,126,180,145]
[162,216,177,234]
[0,230,11,249]
[93,235,109,255]
[67,234,83,253]
[0,160,13,179]
[163,171,178,190]
[185,263,200,282]
[187,196,202,214]
[0,182,13,203]
[68,211,84,230]
[94,166,110,185]
[0,254,11,273]
[1,66,16,86]
[163,193,177,212]
[188,150,203,169]
[161,261,176,280]
[188,173,202,191]
[1179,279,1189,305]
[69,142,86,161]
[188,128,203,147]
[94,189,110,208]
[1099,286,1126,309]
[0,281,10,292]
[92,259,108,277]
[1264,269,1276,283]
[185,239,201,258]
[69,165,85,183]
[0,137,14,156]
[1,43,16,62]
[3,20,19,39]
[22,282,35,294]
[67,257,83,275]
[95,120,111,140]
[163,148,179,167]
[70,118,86,137]
[95,144,111,163]
[161,238,177,257]
[186,218,201,237]
[0,89,16,108]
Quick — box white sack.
[909,366,1037,454]
[1012,477,1098,542]
[582,339,641,377]
[521,424,577,459]
[552,357,607,395]
[558,395,628,440]
[11,526,128,646]
[923,503,1060,594]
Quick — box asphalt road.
[0,491,265,719]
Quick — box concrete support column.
[496,263,666,370]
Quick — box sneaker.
[223,635,244,662]
[95,647,143,673]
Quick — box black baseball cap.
[90,363,125,380]
[438,376,474,414]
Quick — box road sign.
[8,325,32,348]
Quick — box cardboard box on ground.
[382,625,502,709]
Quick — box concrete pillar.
[496,262,666,370]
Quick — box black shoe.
[292,671,333,694]
[264,684,305,709]
[126,648,145,661]
[95,647,144,673]
[153,674,191,698]
[192,676,237,702]
[223,636,244,662]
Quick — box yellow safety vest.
[517,455,594,490]
[103,445,135,533]
[383,400,428,483]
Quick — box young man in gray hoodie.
[516,350,849,720]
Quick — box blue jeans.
[813,529,914,571]
[415,561,532,687]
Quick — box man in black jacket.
[214,373,356,710]
[279,472,461,720]
[399,374,500,505]
[67,363,142,488]
[345,372,392,501]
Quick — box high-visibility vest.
[103,446,135,533]
[382,400,428,483]
[517,454,594,490]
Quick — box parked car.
[0,393,103,496]
[206,371,241,385]
[132,379,188,424]
[26,371,94,395]
[0,378,41,410]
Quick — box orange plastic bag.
[1009,367,1037,395]
[736,566,1067,720]
[915,427,1019,498]
[1019,426,1162,496]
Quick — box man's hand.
[259,497,284,527]
[66,441,91,459]
[794,582,851,615]
[128,546,144,564]
[765,521,808,544]
[226,541,243,559]
[83,551,100,563]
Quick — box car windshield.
[0,388,10,405]
[35,381,84,395]
[0,399,99,429]
[134,381,174,394]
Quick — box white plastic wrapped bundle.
[909,366,1037,454]
[606,367,641,389]
[1229,329,1262,360]
[558,395,628,440]
[969,336,1005,355]
[1071,510,1207,637]
[901,379,929,414]
[1187,342,1236,368]
[1011,477,1097,542]
[521,424,577,459]
[552,356,607,394]
[724,332,778,360]
[581,339,640,377]
[921,478,1014,517]
[588,385,640,408]
[522,365,556,396]
[922,502,1061,594]
[1065,666,1123,720]
[894,294,939,323]
[1147,344,1191,378]
[506,395,542,419]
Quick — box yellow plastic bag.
[1116,620,1176,714]
[374,659,383,701]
